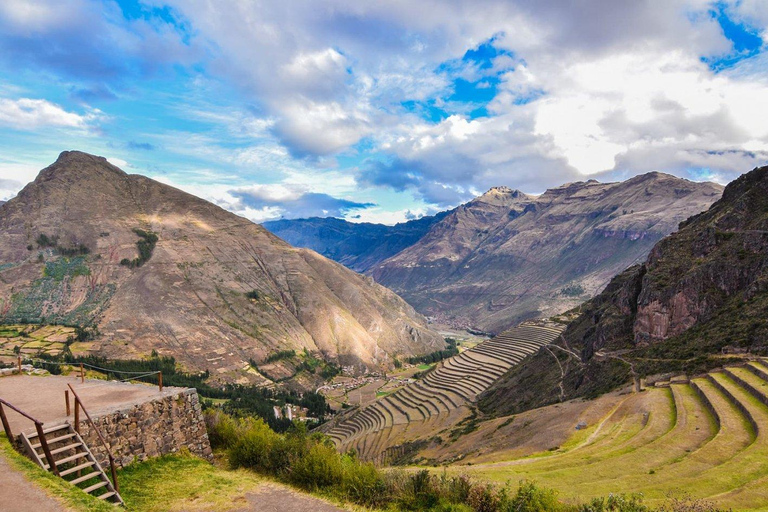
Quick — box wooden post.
[17,356,21,374]
[158,371,163,392]
[65,390,70,417]
[109,454,119,492]
[80,363,84,383]
[35,422,59,476]
[0,403,12,441]
[74,401,80,434]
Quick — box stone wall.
[76,387,212,467]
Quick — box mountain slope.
[370,176,723,332]
[263,213,448,272]
[480,165,768,416]
[0,152,443,382]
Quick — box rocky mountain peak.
[472,186,531,206]
[0,152,443,385]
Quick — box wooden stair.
[21,423,124,506]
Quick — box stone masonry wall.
[76,387,213,467]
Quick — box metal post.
[65,390,70,416]
[0,403,12,440]
[80,363,84,383]
[158,371,163,392]
[35,422,59,476]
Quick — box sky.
[0,1,767,224]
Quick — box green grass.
[417,363,435,371]
[117,452,264,511]
[446,374,768,510]
[0,434,114,512]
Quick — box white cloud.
[0,97,101,130]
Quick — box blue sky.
[0,0,767,223]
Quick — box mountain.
[262,213,448,273]
[370,176,723,333]
[480,165,768,416]
[0,151,443,383]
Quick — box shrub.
[340,456,388,507]
[467,483,500,512]
[228,417,281,472]
[506,480,562,512]
[580,493,650,512]
[290,442,343,489]
[204,410,239,449]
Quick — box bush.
[506,480,562,512]
[228,417,281,472]
[204,410,239,450]
[291,442,343,489]
[340,455,388,507]
[581,493,650,512]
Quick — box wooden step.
[45,451,88,468]
[47,442,83,456]
[82,480,109,494]
[31,433,76,449]
[97,491,117,501]
[26,424,70,438]
[59,460,96,476]
[69,471,101,485]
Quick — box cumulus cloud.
[145,0,767,205]
[0,0,197,86]
[3,0,768,219]
[232,187,375,220]
[0,97,102,130]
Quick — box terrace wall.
[75,387,213,467]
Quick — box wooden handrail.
[67,384,119,492]
[0,397,59,476]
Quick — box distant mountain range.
[0,152,443,384]
[266,175,723,333]
[480,165,768,416]
[263,212,449,273]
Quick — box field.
[325,323,565,462]
[0,324,76,359]
[442,361,768,511]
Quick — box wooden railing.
[67,384,119,492]
[0,397,59,476]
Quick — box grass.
[117,451,264,512]
[441,370,768,510]
[0,324,76,357]
[0,434,114,512]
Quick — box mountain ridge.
[0,151,444,385]
[263,211,449,273]
[480,165,768,416]
[370,172,724,332]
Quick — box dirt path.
[0,450,66,512]
[234,483,346,512]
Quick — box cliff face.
[480,166,768,416]
[0,152,443,383]
[370,174,723,333]
[262,212,448,273]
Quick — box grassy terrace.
[444,362,768,511]
[328,324,565,461]
[0,324,76,358]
